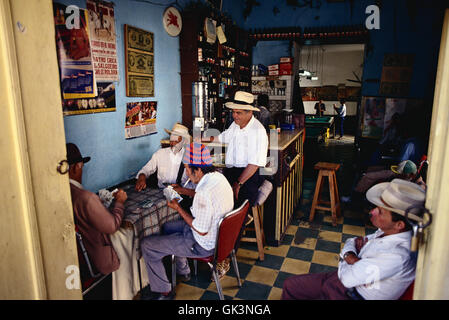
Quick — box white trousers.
[110,228,149,300]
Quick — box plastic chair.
[171,200,250,300]
[75,226,109,296]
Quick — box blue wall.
[59,0,182,192]
[229,0,446,99]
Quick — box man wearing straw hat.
[202,91,269,208]
[140,143,233,300]
[135,123,192,191]
[282,178,425,300]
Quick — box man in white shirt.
[203,91,269,207]
[282,179,425,300]
[140,143,233,300]
[135,123,191,191]
[333,99,346,139]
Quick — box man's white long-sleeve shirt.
[338,229,415,300]
[136,147,189,189]
[217,116,268,168]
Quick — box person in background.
[135,123,191,191]
[67,143,127,275]
[139,143,233,300]
[282,179,424,300]
[314,99,326,116]
[333,99,346,139]
[255,93,271,131]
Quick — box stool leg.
[310,170,324,222]
[329,172,337,226]
[332,171,341,217]
[252,206,265,261]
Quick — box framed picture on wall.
[124,24,154,97]
[361,96,386,139]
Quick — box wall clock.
[163,6,182,37]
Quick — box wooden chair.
[171,200,250,300]
[309,162,341,226]
[240,180,273,261]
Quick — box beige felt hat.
[164,123,192,141]
[225,91,260,112]
[366,179,426,222]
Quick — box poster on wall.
[124,25,155,97]
[384,98,407,135]
[86,0,119,82]
[361,97,386,139]
[379,53,414,96]
[53,3,97,100]
[125,101,157,139]
[63,82,116,116]
[301,87,318,101]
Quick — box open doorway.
[295,43,365,198]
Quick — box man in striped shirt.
[140,143,233,300]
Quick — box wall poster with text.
[63,82,116,116]
[86,0,119,82]
[361,97,386,139]
[53,3,97,100]
[125,101,157,139]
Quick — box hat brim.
[391,165,400,174]
[366,182,423,222]
[225,102,260,112]
[164,128,192,141]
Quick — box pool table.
[305,115,335,141]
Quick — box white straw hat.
[164,123,191,141]
[225,91,260,111]
[366,179,425,222]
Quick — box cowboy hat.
[225,91,260,112]
[66,143,90,165]
[366,179,425,222]
[164,123,192,141]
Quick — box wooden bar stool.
[309,162,341,226]
[241,180,273,261]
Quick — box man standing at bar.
[203,91,269,208]
[333,99,346,139]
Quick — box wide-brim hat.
[366,179,425,222]
[391,160,417,175]
[225,91,260,112]
[164,123,192,141]
[66,143,90,165]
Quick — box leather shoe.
[151,291,175,300]
[177,273,191,283]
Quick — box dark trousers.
[281,270,350,300]
[223,167,264,253]
[223,167,263,208]
[338,117,345,137]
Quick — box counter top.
[161,128,304,152]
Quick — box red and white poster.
[125,101,158,139]
[86,0,119,82]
